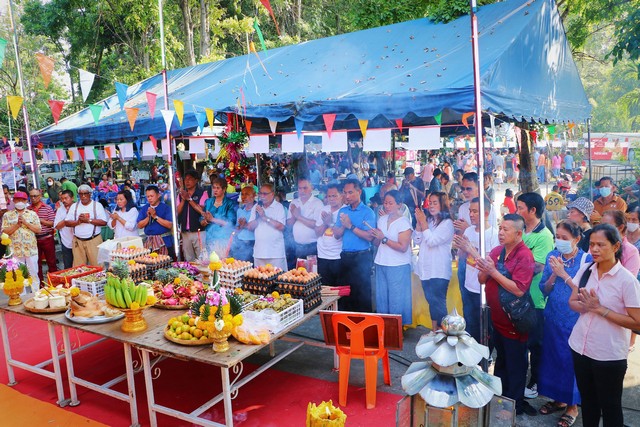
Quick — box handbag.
[496,247,538,333]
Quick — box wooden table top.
[0,295,339,369]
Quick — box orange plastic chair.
[331,313,391,409]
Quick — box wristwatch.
[349,224,356,231]
[381,237,389,245]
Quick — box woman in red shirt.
[502,188,517,214]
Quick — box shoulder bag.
[497,247,538,333]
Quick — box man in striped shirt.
[29,188,58,283]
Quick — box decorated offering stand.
[48,265,103,286]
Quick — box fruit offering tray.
[110,247,150,261]
[133,254,172,271]
[109,263,147,283]
[164,315,214,345]
[48,265,104,286]
[72,272,107,297]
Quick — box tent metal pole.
[587,119,592,200]
[158,0,181,257]
[470,0,489,372]
[7,0,38,189]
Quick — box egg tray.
[219,277,244,290]
[110,248,151,261]
[219,265,253,281]
[133,257,172,272]
[274,276,322,296]
[303,295,323,313]
[241,280,278,295]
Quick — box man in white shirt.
[314,183,344,286]
[64,185,108,266]
[248,183,287,271]
[453,197,499,342]
[53,190,75,269]
[287,177,324,260]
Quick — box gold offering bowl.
[109,304,151,333]
[2,283,24,306]
[201,321,232,353]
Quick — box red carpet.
[0,313,401,426]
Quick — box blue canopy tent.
[33,0,591,146]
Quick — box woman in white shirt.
[414,191,454,331]
[108,190,140,239]
[567,223,640,427]
[369,190,413,325]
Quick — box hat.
[13,191,28,200]
[403,167,415,176]
[567,197,594,219]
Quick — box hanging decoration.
[358,119,368,139]
[115,82,129,110]
[78,147,85,161]
[216,131,255,187]
[146,91,157,119]
[395,118,403,133]
[434,111,443,126]
[195,111,207,133]
[205,108,215,131]
[245,120,252,135]
[48,100,65,125]
[253,19,267,54]
[173,100,185,126]
[259,0,280,35]
[149,135,158,152]
[35,53,55,88]
[7,96,22,119]
[160,109,175,133]
[78,69,95,102]
[323,114,336,137]
[125,107,139,131]
[0,38,7,68]
[269,119,277,135]
[461,112,474,129]
[294,118,304,139]
[89,104,103,125]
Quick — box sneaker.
[524,383,538,399]
[516,401,538,416]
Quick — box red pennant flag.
[259,0,281,35]
[395,118,403,132]
[78,147,85,161]
[225,113,233,134]
[323,114,336,138]
[530,130,538,145]
[245,120,252,135]
[461,112,474,129]
[146,91,157,119]
[48,100,65,125]
[149,135,158,152]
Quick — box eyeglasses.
[258,192,273,196]
[29,194,40,198]
[462,186,475,192]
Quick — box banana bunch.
[104,274,149,309]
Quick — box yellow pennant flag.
[35,53,55,88]
[205,108,215,131]
[125,107,139,131]
[173,100,184,126]
[67,149,74,161]
[7,96,22,119]
[358,119,369,139]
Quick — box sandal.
[539,401,567,415]
[557,413,576,427]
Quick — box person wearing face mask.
[625,205,640,255]
[591,176,627,224]
[98,174,117,194]
[46,179,62,206]
[537,220,591,425]
[600,209,640,277]
[1,191,42,290]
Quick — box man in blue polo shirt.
[333,179,376,312]
[137,185,175,259]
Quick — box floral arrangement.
[215,131,256,187]
[171,262,201,278]
[189,284,243,333]
[152,268,205,306]
[0,233,31,292]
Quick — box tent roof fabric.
[34,0,591,147]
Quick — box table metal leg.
[61,326,80,406]
[221,367,234,427]
[141,350,158,427]
[47,323,67,406]
[123,343,140,427]
[0,311,16,386]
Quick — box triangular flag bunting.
[78,69,95,103]
[461,112,474,129]
[269,120,277,135]
[125,107,139,131]
[115,82,128,110]
[160,110,175,133]
[7,96,22,120]
[173,100,184,126]
[358,119,369,139]
[93,148,100,159]
[245,120,252,135]
[48,100,65,125]
[78,148,85,161]
[89,104,102,125]
[149,136,158,152]
[547,125,556,136]
[195,112,207,133]
[294,118,304,139]
[253,20,267,54]
[146,92,157,119]
[35,53,55,88]
[259,0,280,35]
[323,114,336,138]
[0,38,7,68]
[104,146,112,158]
[205,108,215,131]
[67,149,74,161]
[395,118,403,132]
[434,111,442,126]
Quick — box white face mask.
[628,223,640,233]
[47,181,53,186]
[14,202,26,210]
[555,238,574,255]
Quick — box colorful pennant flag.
[205,108,215,131]
[67,149,74,161]
[125,107,139,131]
[395,118,403,132]
[358,119,369,139]
[434,111,442,126]
[149,135,158,152]
[259,0,280,35]
[78,69,95,102]
[115,82,128,110]
[269,120,277,135]
[323,114,336,137]
[48,100,65,125]
[253,19,268,54]
[89,104,102,125]
[146,91,157,119]
[294,118,304,139]
[160,109,175,133]
[104,145,112,158]
[462,112,474,129]
[195,112,207,133]
[547,125,556,136]
[173,100,184,126]
[93,147,100,160]
[7,96,22,119]
[35,53,55,88]
[0,38,7,68]
[78,147,85,161]
[245,120,253,135]
[55,149,65,162]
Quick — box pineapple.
[111,260,130,280]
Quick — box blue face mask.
[599,187,612,197]
[555,239,574,255]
